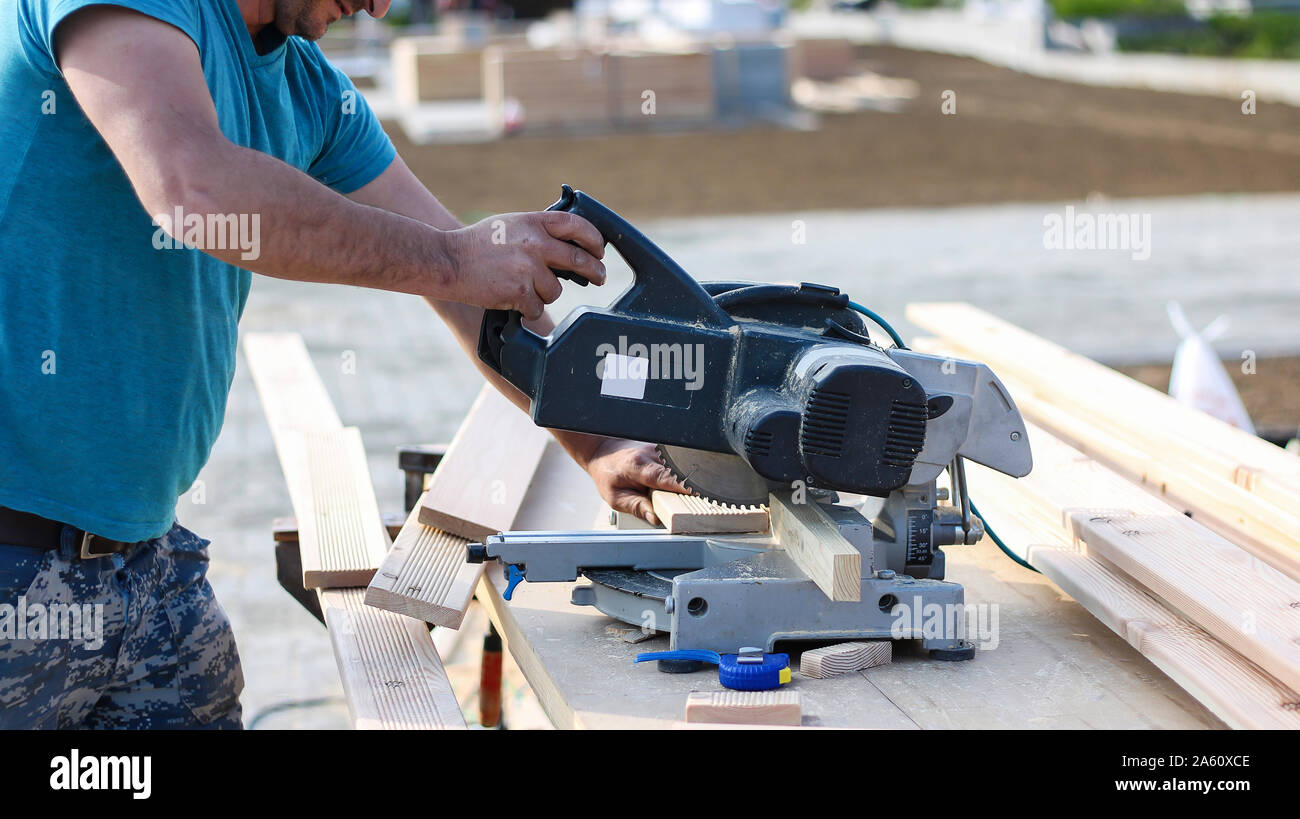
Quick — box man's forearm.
[427,297,606,468]
[169,142,455,297]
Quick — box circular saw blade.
[655,444,777,507]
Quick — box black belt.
[0,507,137,559]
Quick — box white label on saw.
[600,353,649,400]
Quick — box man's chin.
[279,15,330,41]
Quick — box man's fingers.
[541,211,605,260]
[614,489,659,526]
[541,237,605,285]
[639,458,689,493]
[533,269,563,304]
[516,290,545,320]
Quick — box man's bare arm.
[349,159,686,521]
[53,6,604,320]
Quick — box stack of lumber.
[907,303,1300,729]
[607,50,715,124]
[243,333,466,730]
[483,46,612,130]
[788,37,857,81]
[391,36,485,106]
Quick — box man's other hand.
[583,439,689,527]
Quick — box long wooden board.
[418,384,550,539]
[242,331,464,728]
[912,334,1300,581]
[371,383,550,627]
[967,468,1300,729]
[243,333,388,588]
[242,332,341,433]
[365,501,476,628]
[318,588,467,730]
[1007,426,1300,695]
[277,427,389,588]
[906,303,1300,513]
[767,491,861,601]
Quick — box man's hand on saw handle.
[442,212,606,321]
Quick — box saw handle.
[478,184,729,391]
[542,184,595,287]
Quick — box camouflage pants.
[0,522,243,729]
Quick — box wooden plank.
[417,384,550,540]
[373,384,549,627]
[318,588,467,730]
[1013,385,1300,580]
[967,472,1300,729]
[484,47,611,129]
[912,334,1300,580]
[767,491,861,601]
[242,332,341,434]
[276,427,388,588]
[684,690,801,726]
[365,501,478,628]
[650,491,768,534]
[905,303,1300,511]
[799,641,891,679]
[968,421,1300,697]
[242,333,387,588]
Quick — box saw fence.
[909,303,1300,729]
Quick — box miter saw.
[467,185,1032,660]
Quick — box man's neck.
[236,0,273,39]
[236,0,286,54]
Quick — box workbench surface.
[479,442,1223,729]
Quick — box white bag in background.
[1166,301,1255,434]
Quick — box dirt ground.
[388,46,1300,220]
[386,45,1300,433]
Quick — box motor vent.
[882,399,927,467]
[801,388,851,457]
[744,429,774,458]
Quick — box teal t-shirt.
[0,0,396,540]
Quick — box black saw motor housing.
[478,186,930,497]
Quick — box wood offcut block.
[684,690,801,726]
[799,641,891,679]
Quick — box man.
[0,0,684,728]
